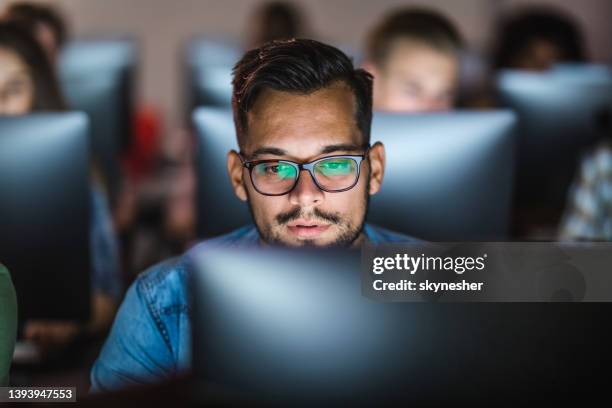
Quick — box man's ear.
[227,150,248,201]
[367,141,385,195]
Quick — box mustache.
[275,207,341,225]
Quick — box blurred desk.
[10,337,106,399]
[82,377,193,406]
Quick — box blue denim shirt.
[90,224,418,392]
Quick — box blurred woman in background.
[0,21,122,354]
[0,263,17,385]
[0,21,64,113]
[491,6,586,71]
[2,2,67,64]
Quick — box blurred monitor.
[369,111,516,241]
[551,63,612,80]
[59,38,137,201]
[193,108,516,240]
[496,67,612,225]
[193,107,249,238]
[185,37,241,114]
[191,246,612,405]
[0,113,91,323]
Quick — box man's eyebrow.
[319,143,365,154]
[248,143,365,159]
[250,147,288,158]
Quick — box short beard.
[246,177,370,248]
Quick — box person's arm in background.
[0,263,17,386]
[86,184,123,334]
[559,145,611,241]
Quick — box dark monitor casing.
[369,111,516,241]
[59,38,137,201]
[191,247,612,405]
[496,68,612,218]
[0,113,91,322]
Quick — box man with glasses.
[91,39,418,391]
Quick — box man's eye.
[261,163,294,178]
[264,165,279,173]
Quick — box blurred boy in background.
[363,7,463,113]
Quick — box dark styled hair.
[232,38,373,148]
[366,7,463,66]
[492,7,586,69]
[4,2,68,49]
[0,21,66,110]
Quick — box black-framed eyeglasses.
[239,146,370,196]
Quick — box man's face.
[369,38,459,113]
[227,82,385,248]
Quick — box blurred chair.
[59,37,137,202]
[0,113,91,323]
[193,107,516,240]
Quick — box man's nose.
[288,169,324,207]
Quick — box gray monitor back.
[369,111,516,241]
[496,68,612,215]
[185,37,241,112]
[193,108,250,238]
[59,38,137,200]
[191,246,612,405]
[0,113,91,321]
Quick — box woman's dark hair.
[232,39,373,148]
[4,2,68,49]
[492,7,586,69]
[0,21,66,111]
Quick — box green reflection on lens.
[255,162,297,180]
[315,158,355,176]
